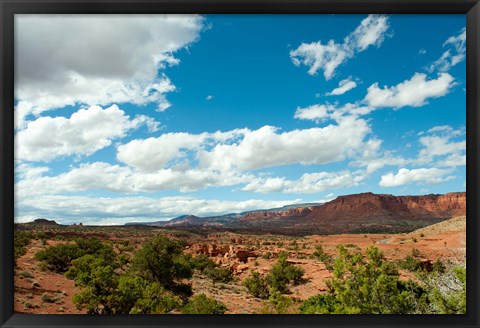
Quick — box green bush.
[244,271,269,299]
[312,245,334,270]
[73,265,119,314]
[181,294,227,314]
[266,252,305,294]
[35,244,84,273]
[35,238,116,273]
[432,259,446,273]
[130,281,181,314]
[204,267,233,285]
[398,255,422,272]
[14,230,33,266]
[130,235,193,290]
[300,294,356,314]
[190,254,216,272]
[418,264,466,314]
[261,252,272,259]
[300,245,428,314]
[266,288,296,314]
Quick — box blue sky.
[14,14,466,225]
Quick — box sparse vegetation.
[243,271,269,299]
[14,218,467,315]
[300,245,429,314]
[312,245,334,270]
[181,294,227,314]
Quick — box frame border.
[1,1,479,327]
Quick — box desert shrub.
[76,237,117,263]
[18,271,34,279]
[35,244,83,273]
[418,263,466,314]
[181,294,227,314]
[261,252,272,259]
[14,230,33,266]
[35,238,115,273]
[65,254,115,284]
[398,255,423,272]
[300,294,356,314]
[204,267,233,285]
[411,248,421,258]
[312,245,334,270]
[244,271,269,299]
[130,281,181,314]
[23,301,39,309]
[73,265,119,314]
[130,235,193,290]
[190,254,216,272]
[266,252,305,293]
[41,292,60,303]
[430,266,466,314]
[265,287,297,314]
[432,259,446,273]
[300,245,428,314]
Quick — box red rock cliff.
[304,192,466,228]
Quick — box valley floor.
[14,216,466,314]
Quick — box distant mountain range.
[125,192,466,234]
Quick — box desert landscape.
[14,192,466,315]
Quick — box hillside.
[123,192,466,235]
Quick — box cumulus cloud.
[16,162,254,196]
[198,117,372,172]
[117,129,248,172]
[241,170,365,194]
[326,78,358,96]
[417,125,466,165]
[364,73,455,109]
[295,72,456,125]
[379,167,455,187]
[15,105,158,162]
[428,28,466,73]
[290,15,390,80]
[14,14,205,126]
[294,104,332,122]
[15,194,303,225]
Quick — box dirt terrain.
[14,216,466,314]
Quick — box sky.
[13,14,466,225]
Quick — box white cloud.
[198,117,372,172]
[14,15,205,125]
[16,162,254,196]
[15,194,304,225]
[290,40,348,80]
[326,78,358,96]
[295,71,455,125]
[364,73,455,109]
[428,28,466,73]
[241,170,365,194]
[419,49,427,55]
[352,152,408,175]
[206,95,214,100]
[117,129,248,172]
[379,167,455,187]
[290,15,390,80]
[117,133,208,172]
[417,125,466,165]
[344,14,390,51]
[294,104,332,122]
[15,105,157,162]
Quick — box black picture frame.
[1,1,479,327]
